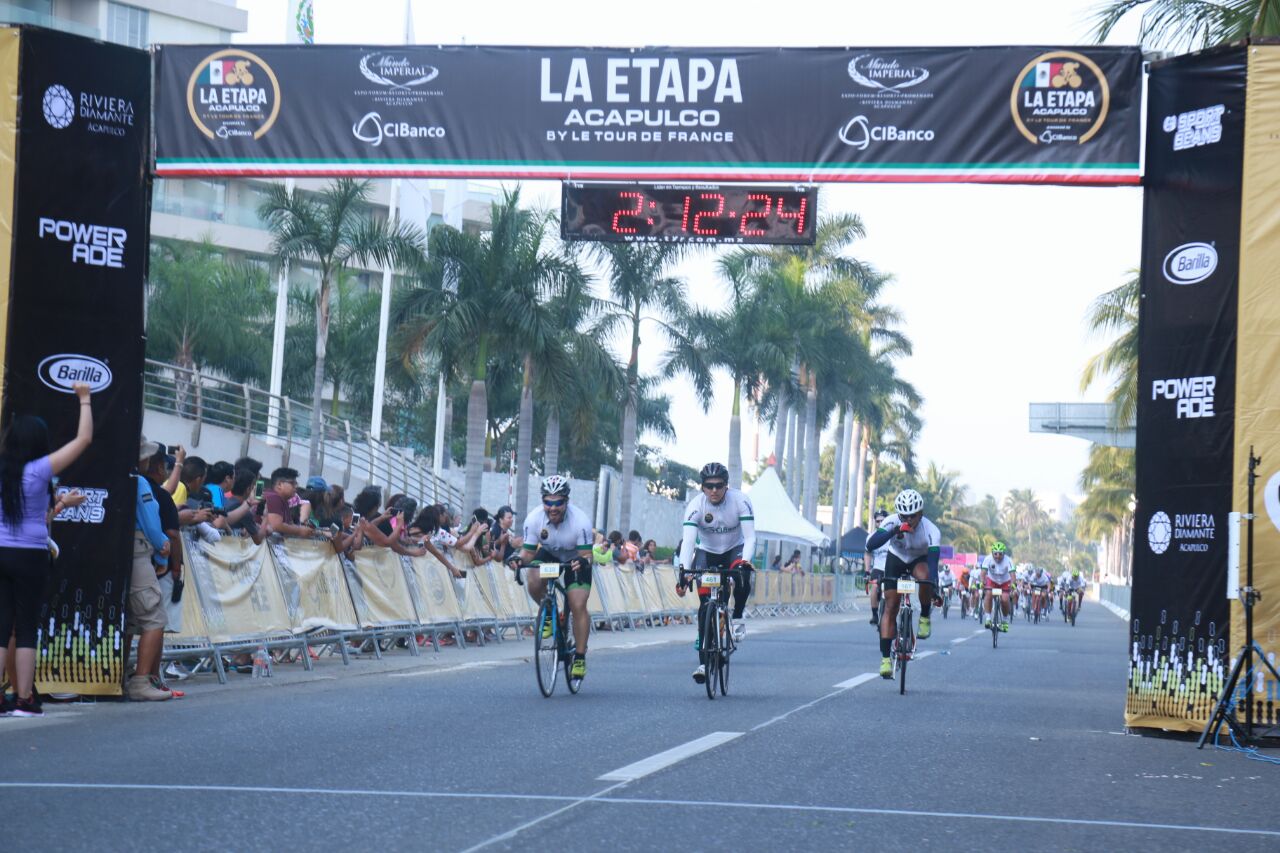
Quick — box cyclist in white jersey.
[864,489,942,679]
[980,541,1015,632]
[676,462,755,685]
[865,508,889,626]
[1028,566,1052,619]
[507,475,594,679]
[938,564,956,608]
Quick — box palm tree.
[394,188,575,515]
[287,270,382,418]
[1080,270,1139,427]
[259,178,424,476]
[1002,488,1051,542]
[593,242,692,532]
[1076,444,1136,581]
[1089,1,1280,51]
[536,262,626,479]
[146,239,273,383]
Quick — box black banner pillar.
[2,27,151,695]
[1128,47,1246,731]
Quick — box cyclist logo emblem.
[704,513,714,523]
[540,528,549,540]
[1010,50,1110,145]
[1147,511,1172,554]
[186,48,281,140]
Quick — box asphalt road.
[2,598,1278,852]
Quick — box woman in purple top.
[0,382,93,717]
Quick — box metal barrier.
[165,545,842,685]
[143,359,462,507]
[1098,582,1131,620]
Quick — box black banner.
[153,45,1142,185]
[4,28,151,695]
[1128,47,1246,730]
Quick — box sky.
[234,0,1145,503]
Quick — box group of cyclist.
[507,457,1087,692]
[862,496,1089,677]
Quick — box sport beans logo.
[1010,51,1110,145]
[186,49,281,140]
[38,354,113,394]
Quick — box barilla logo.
[1162,242,1218,285]
[37,354,112,393]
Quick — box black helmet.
[699,462,729,483]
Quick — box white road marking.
[951,635,972,645]
[388,660,519,678]
[459,780,631,853]
[6,783,1276,839]
[915,650,936,660]
[598,732,744,781]
[833,673,878,689]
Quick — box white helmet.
[894,488,924,515]
[540,475,570,497]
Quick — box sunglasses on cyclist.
[702,481,728,491]
[542,498,567,508]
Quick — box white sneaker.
[164,662,192,681]
[692,665,707,684]
[732,620,746,642]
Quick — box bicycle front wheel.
[564,611,582,694]
[702,603,721,700]
[896,604,914,696]
[535,598,559,697]
[718,609,732,696]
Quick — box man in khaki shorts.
[127,439,173,701]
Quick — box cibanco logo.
[837,115,934,150]
[1148,510,1172,555]
[38,354,112,394]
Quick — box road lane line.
[8,783,1276,839]
[915,651,936,660]
[598,732,744,782]
[459,779,631,853]
[951,635,972,645]
[833,673,878,689]
[388,660,519,679]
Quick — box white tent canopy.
[745,467,830,547]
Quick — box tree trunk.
[440,389,453,470]
[464,378,487,515]
[867,453,880,520]
[545,407,561,476]
[728,378,743,489]
[514,355,534,525]
[791,382,807,505]
[851,430,868,530]
[773,387,789,475]
[843,420,861,530]
[619,396,637,533]
[802,377,819,520]
[832,406,847,544]
[308,274,331,477]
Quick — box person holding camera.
[260,468,329,541]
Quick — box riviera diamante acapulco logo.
[1147,511,1172,554]
[186,48,281,140]
[1010,50,1110,145]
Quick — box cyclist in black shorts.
[506,475,594,679]
[675,462,756,684]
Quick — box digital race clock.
[561,182,817,245]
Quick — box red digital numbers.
[691,192,726,236]
[611,191,644,234]
[776,195,808,234]
[739,193,772,236]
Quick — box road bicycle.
[985,591,1006,648]
[1065,590,1080,626]
[531,562,582,698]
[890,575,919,695]
[940,584,953,619]
[959,585,969,620]
[682,568,736,699]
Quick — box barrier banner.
[1128,47,1246,732]
[345,547,417,627]
[269,538,359,631]
[1233,44,1280,732]
[153,44,1141,184]
[407,553,464,624]
[0,28,152,695]
[184,534,293,643]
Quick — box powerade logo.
[1151,375,1214,419]
[1162,242,1217,285]
[37,217,127,268]
[38,354,112,393]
